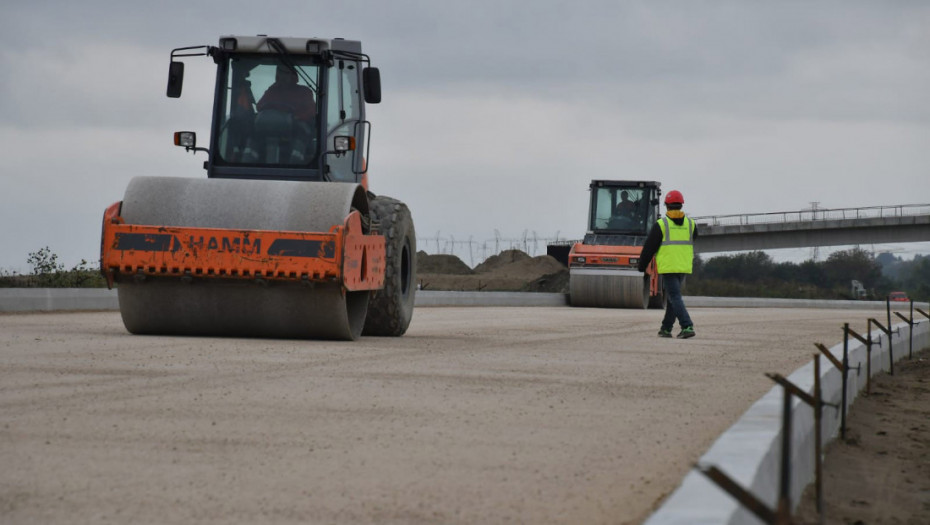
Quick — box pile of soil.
[416,249,569,293]
[416,251,473,275]
[473,249,531,273]
[522,269,571,293]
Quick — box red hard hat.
[665,190,684,205]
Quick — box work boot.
[677,326,695,339]
[657,328,672,338]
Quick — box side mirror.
[362,67,381,104]
[167,61,185,98]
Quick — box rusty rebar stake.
[767,370,834,522]
[814,356,823,518]
[840,324,850,439]
[766,373,838,411]
[814,343,845,373]
[887,298,893,370]
[695,464,778,525]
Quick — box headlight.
[174,131,196,148]
[334,136,356,152]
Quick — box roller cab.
[568,180,664,309]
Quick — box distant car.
[889,291,909,302]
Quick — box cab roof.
[217,35,362,55]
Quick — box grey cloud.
[0,0,928,269]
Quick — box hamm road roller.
[568,180,665,308]
[100,35,415,340]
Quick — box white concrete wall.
[0,288,119,312]
[644,317,929,525]
[4,289,925,312]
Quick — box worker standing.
[637,190,697,339]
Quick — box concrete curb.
[3,288,925,312]
[415,290,568,307]
[0,288,120,312]
[644,317,930,524]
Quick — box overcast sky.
[1,1,928,271]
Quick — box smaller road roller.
[100,36,415,340]
[568,180,665,309]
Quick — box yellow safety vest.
[655,216,695,274]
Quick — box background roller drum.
[569,268,649,309]
[363,196,416,336]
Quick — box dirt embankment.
[794,350,930,525]
[416,249,568,293]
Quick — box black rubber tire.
[362,196,417,336]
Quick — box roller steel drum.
[569,268,649,309]
[115,176,370,340]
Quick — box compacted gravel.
[1,306,887,524]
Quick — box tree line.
[687,248,929,301]
[0,247,106,288]
[2,246,928,301]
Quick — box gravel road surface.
[1,306,886,524]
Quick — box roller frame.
[100,201,385,291]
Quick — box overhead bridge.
[693,204,930,254]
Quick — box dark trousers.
[661,273,693,330]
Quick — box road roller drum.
[112,177,374,340]
[569,268,649,309]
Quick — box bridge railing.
[693,204,930,227]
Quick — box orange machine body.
[567,242,661,297]
[100,201,385,291]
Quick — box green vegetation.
[687,248,928,301]
[0,246,927,301]
[0,247,107,288]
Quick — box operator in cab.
[257,65,317,122]
[251,64,317,163]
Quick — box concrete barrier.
[644,317,930,524]
[415,290,568,307]
[3,288,924,312]
[0,289,570,312]
[0,288,119,312]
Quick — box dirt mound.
[473,249,531,273]
[416,251,473,275]
[522,269,570,293]
[481,254,567,279]
[417,250,569,292]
